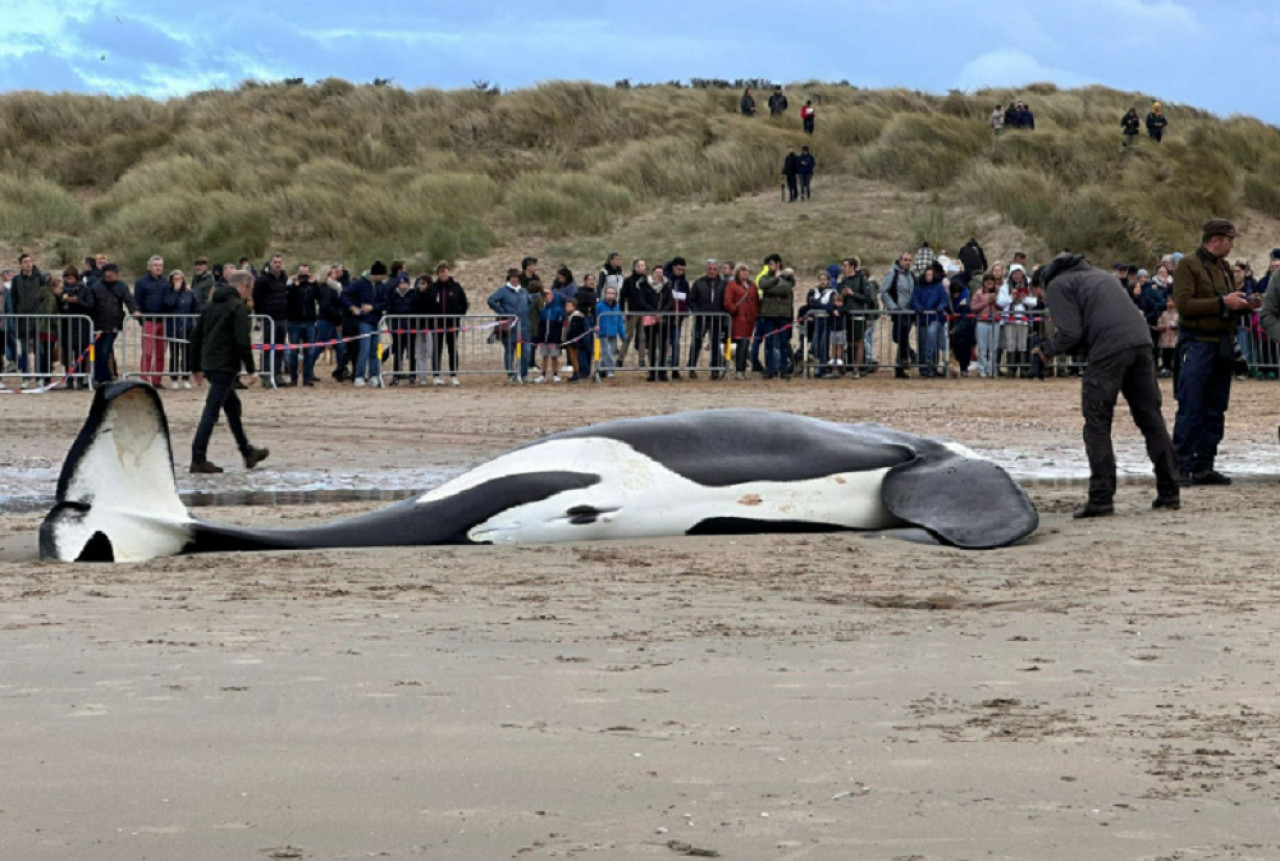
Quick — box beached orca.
[39,382,1038,562]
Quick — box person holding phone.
[1171,219,1255,486]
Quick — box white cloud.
[954,49,1092,91]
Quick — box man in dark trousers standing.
[687,258,727,379]
[796,146,815,201]
[1034,253,1180,517]
[189,271,269,474]
[781,146,799,203]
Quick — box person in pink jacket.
[971,272,1001,377]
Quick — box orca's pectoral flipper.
[881,453,1039,550]
[39,382,195,562]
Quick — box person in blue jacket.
[595,284,625,378]
[341,260,389,387]
[134,255,170,386]
[488,268,534,383]
[911,266,951,377]
[163,269,201,389]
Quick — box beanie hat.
[370,260,388,276]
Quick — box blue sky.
[3,0,1277,125]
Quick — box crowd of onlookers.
[4,239,1279,391]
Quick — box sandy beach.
[4,373,1280,860]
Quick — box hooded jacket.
[880,263,915,312]
[1039,256,1152,362]
[958,239,988,276]
[189,283,255,375]
[192,270,216,305]
[317,279,346,324]
[488,282,534,339]
[342,276,388,325]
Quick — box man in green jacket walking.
[188,271,269,474]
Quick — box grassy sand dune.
[2,80,1277,276]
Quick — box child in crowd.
[1157,296,1178,378]
[562,297,588,382]
[828,292,847,369]
[533,286,564,383]
[595,285,623,378]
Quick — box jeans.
[811,317,829,368]
[355,320,381,381]
[192,370,251,463]
[501,333,532,380]
[1083,346,1180,504]
[917,319,942,374]
[93,331,118,384]
[598,336,617,374]
[1172,337,1233,476]
[316,319,346,371]
[976,321,999,376]
[764,317,793,376]
[799,173,812,200]
[620,314,647,367]
[288,322,318,383]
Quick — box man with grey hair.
[134,254,169,386]
[189,271,268,474]
[688,258,728,379]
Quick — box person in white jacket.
[997,264,1038,375]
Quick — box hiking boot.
[190,461,223,474]
[1188,469,1232,486]
[1072,501,1114,519]
[1152,495,1181,511]
[242,447,270,470]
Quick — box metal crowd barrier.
[595,311,732,377]
[121,314,278,388]
[0,313,96,390]
[379,314,520,382]
[1239,318,1280,379]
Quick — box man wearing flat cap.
[1171,219,1256,486]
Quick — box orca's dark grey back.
[541,410,914,486]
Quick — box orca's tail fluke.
[39,382,195,562]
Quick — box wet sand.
[3,374,1280,859]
